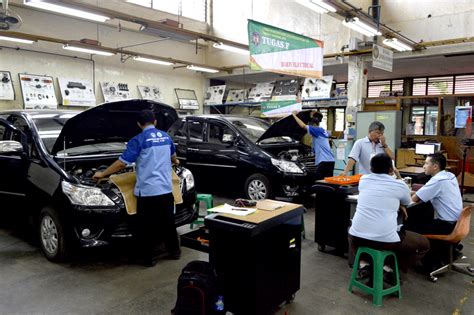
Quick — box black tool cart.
[204,203,304,315]
[312,182,358,254]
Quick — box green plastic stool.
[348,247,402,307]
[190,194,214,228]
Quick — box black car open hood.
[256,110,312,143]
[51,99,179,155]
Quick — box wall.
[0,6,209,111]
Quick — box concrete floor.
[0,194,473,314]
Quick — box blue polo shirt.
[119,125,176,197]
[307,125,335,165]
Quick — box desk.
[399,166,430,184]
[205,201,304,314]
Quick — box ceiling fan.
[0,0,23,30]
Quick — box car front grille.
[299,154,317,173]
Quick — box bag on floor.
[172,260,219,315]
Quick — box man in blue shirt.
[93,110,180,266]
[292,110,335,179]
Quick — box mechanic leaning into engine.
[292,110,335,179]
[93,109,181,267]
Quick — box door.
[202,120,238,183]
[183,118,207,182]
[0,117,29,208]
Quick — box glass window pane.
[411,106,425,135]
[425,106,438,135]
[455,75,474,94]
[412,78,427,96]
[188,121,204,142]
[335,108,345,132]
[319,109,328,131]
[427,76,454,95]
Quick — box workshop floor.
[0,193,473,314]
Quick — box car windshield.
[32,113,126,155]
[226,117,295,144]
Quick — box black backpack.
[172,260,219,315]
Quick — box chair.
[423,206,474,282]
[348,247,402,307]
[190,194,214,229]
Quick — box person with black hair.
[292,110,335,179]
[93,109,181,266]
[348,153,430,274]
[409,153,462,235]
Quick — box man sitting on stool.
[348,153,429,278]
[408,153,463,271]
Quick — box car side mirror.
[222,134,234,144]
[0,140,24,155]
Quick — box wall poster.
[58,78,96,107]
[0,71,15,100]
[138,85,164,102]
[18,73,58,109]
[100,81,131,102]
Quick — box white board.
[204,85,226,105]
[58,78,96,107]
[301,75,333,99]
[19,73,58,109]
[0,71,15,101]
[100,81,131,102]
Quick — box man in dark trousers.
[93,110,180,266]
[292,110,335,179]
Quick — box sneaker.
[357,265,372,281]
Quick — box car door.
[203,120,238,182]
[183,117,207,180]
[0,117,29,208]
[168,117,188,163]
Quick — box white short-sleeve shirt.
[348,136,386,174]
[349,173,411,242]
[415,170,462,222]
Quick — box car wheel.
[38,207,69,262]
[244,174,271,200]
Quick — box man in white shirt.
[409,153,463,235]
[348,153,430,272]
[342,121,394,175]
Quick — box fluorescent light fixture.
[382,38,413,52]
[186,65,219,73]
[133,56,173,66]
[63,44,115,56]
[342,17,382,37]
[24,0,110,22]
[213,42,249,55]
[295,0,336,14]
[0,35,35,44]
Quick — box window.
[127,0,207,22]
[188,121,204,142]
[168,119,186,139]
[208,123,235,145]
[412,78,427,96]
[319,109,328,131]
[455,75,474,94]
[335,108,345,132]
[367,79,404,97]
[402,97,439,136]
[427,76,454,95]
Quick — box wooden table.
[398,166,425,174]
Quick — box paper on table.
[208,203,257,216]
[256,200,287,211]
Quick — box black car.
[0,100,197,262]
[167,112,318,200]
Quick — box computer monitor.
[415,143,436,155]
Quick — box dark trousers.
[136,193,179,260]
[348,231,430,272]
[314,161,335,180]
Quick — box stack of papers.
[256,200,288,211]
[208,203,257,216]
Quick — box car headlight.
[181,168,195,190]
[62,181,115,206]
[271,158,303,174]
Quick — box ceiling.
[215,53,474,85]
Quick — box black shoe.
[383,270,397,286]
[166,250,181,260]
[357,265,372,282]
[142,257,159,267]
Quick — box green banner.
[248,20,324,78]
[260,100,302,117]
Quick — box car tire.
[38,207,70,262]
[244,174,272,200]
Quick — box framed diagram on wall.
[58,78,96,107]
[0,71,15,101]
[175,88,199,110]
[138,85,163,102]
[18,73,58,109]
[100,81,131,102]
